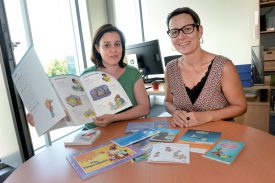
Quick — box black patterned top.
[166,55,230,112]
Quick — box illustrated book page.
[148,143,190,164]
[79,71,132,116]
[50,75,96,126]
[64,129,101,145]
[203,139,245,164]
[149,128,180,142]
[111,128,159,147]
[178,129,222,153]
[67,142,143,180]
[125,121,168,133]
[12,47,66,136]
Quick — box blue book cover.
[111,128,159,147]
[149,128,180,142]
[203,139,245,164]
[125,121,168,133]
[178,129,222,153]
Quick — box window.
[113,0,143,45]
[4,0,91,152]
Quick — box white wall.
[141,0,259,65]
[86,0,109,37]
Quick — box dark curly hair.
[91,24,126,68]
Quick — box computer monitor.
[164,55,181,66]
[126,39,163,81]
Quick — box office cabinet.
[260,1,275,73]
[235,76,275,133]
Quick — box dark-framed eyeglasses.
[167,23,199,38]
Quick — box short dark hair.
[91,24,126,68]
[166,7,201,30]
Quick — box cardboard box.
[264,48,275,61]
[264,60,275,71]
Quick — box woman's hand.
[26,113,35,126]
[94,114,114,127]
[172,110,210,127]
[171,109,189,127]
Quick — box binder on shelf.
[235,64,253,87]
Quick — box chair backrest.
[164,55,181,66]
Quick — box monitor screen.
[126,39,163,78]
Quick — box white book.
[148,143,190,164]
[12,47,132,136]
[64,129,101,146]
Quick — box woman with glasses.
[164,7,247,128]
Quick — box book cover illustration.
[203,139,245,164]
[178,129,222,153]
[64,129,101,146]
[131,138,159,162]
[149,128,180,142]
[111,128,159,147]
[67,142,143,180]
[125,121,168,133]
[148,143,190,164]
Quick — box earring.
[200,37,204,44]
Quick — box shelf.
[260,1,275,7]
[265,68,275,72]
[261,30,275,34]
[247,101,269,106]
[244,85,270,90]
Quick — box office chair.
[164,55,181,66]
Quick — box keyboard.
[143,77,165,83]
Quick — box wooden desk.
[5,117,275,183]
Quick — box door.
[0,0,34,167]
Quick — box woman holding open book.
[82,24,150,127]
[164,7,247,128]
[27,24,150,128]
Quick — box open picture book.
[12,47,132,136]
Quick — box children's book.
[148,143,190,164]
[203,139,245,164]
[67,142,143,180]
[125,121,168,133]
[178,129,222,153]
[111,128,159,147]
[131,138,159,163]
[11,47,132,136]
[149,128,180,142]
[64,129,101,146]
